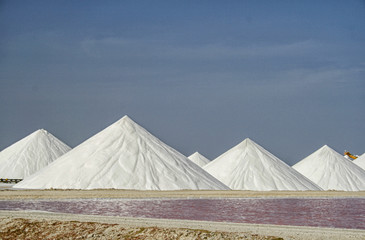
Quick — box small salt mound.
[0,129,71,179]
[14,116,229,190]
[293,145,365,191]
[353,153,365,170]
[203,138,321,191]
[188,152,210,167]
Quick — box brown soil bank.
[1,211,365,240]
[1,189,365,200]
[0,217,280,240]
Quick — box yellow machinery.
[344,151,358,160]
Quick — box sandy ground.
[1,210,365,240]
[0,211,280,240]
[1,188,365,199]
[1,189,365,239]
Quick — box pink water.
[1,198,364,229]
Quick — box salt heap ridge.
[188,152,210,167]
[293,145,365,191]
[353,154,365,170]
[0,129,71,179]
[203,138,321,191]
[15,116,229,190]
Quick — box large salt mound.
[0,129,71,179]
[203,138,321,191]
[353,153,365,170]
[188,152,210,167]
[293,145,365,191]
[14,116,229,190]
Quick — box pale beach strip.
[1,189,365,199]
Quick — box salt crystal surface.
[293,145,365,191]
[14,116,229,190]
[188,152,210,167]
[203,138,321,191]
[0,129,71,179]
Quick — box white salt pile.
[353,153,365,170]
[203,138,321,191]
[14,116,229,190]
[293,145,365,191]
[0,129,71,179]
[188,152,210,167]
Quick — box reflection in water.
[1,198,364,229]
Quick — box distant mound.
[188,152,210,167]
[293,145,365,191]
[203,138,321,191]
[353,154,365,170]
[15,116,229,190]
[0,129,71,179]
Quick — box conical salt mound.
[0,129,71,179]
[15,116,229,190]
[354,154,365,170]
[188,152,210,167]
[203,138,321,191]
[293,145,365,191]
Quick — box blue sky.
[0,1,364,165]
